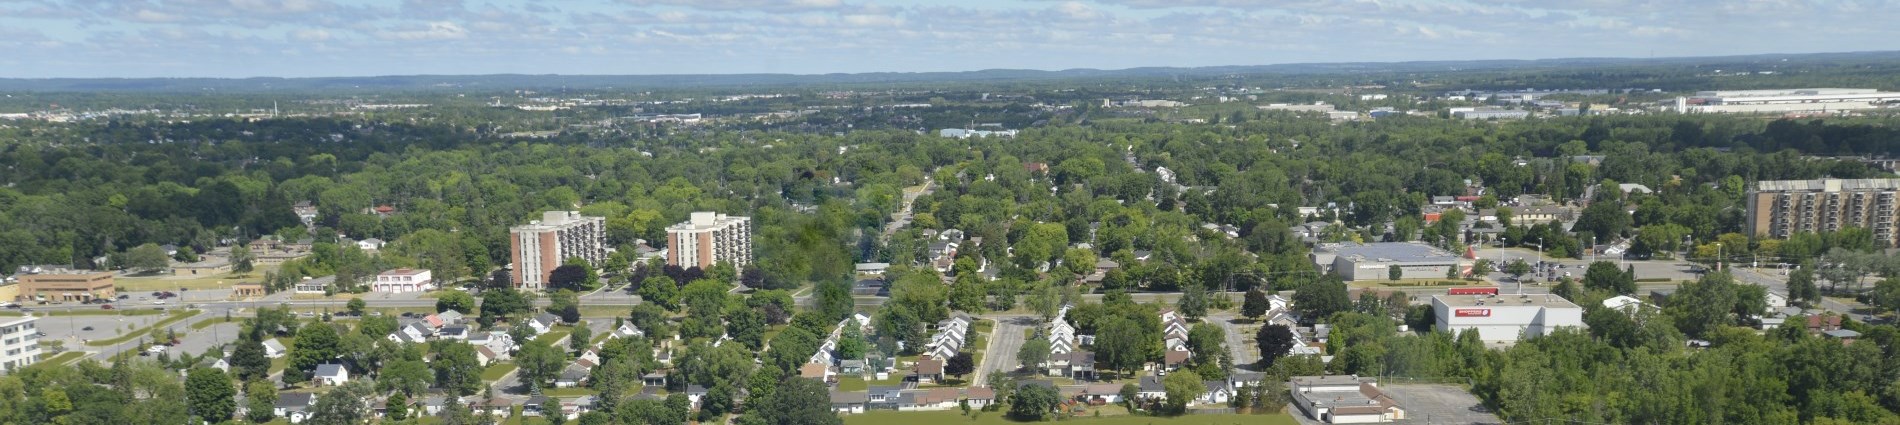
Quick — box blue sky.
[2,0,1897,78]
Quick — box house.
[438,325,470,341]
[262,339,288,359]
[1048,350,1096,380]
[1198,380,1236,405]
[274,392,317,424]
[831,391,869,414]
[528,313,562,335]
[556,365,590,388]
[609,322,644,339]
[1163,349,1192,371]
[1807,315,1844,333]
[435,310,465,324]
[911,357,945,384]
[574,348,601,368]
[470,397,516,418]
[1765,291,1789,310]
[642,372,668,387]
[313,364,349,386]
[372,268,433,293]
[684,385,709,409]
[1078,383,1124,404]
[357,238,386,252]
[1231,371,1267,389]
[421,396,449,416]
[840,359,867,374]
[1825,329,1862,344]
[475,346,503,366]
[903,388,961,411]
[1290,375,1406,423]
[388,322,432,344]
[1137,376,1167,400]
[867,386,904,409]
[964,387,996,409]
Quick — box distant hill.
[5,50,1900,92]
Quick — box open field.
[483,363,518,381]
[843,411,1297,425]
[39,351,88,366]
[116,270,271,291]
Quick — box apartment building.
[666,212,753,269]
[1,315,41,374]
[510,211,607,290]
[1746,179,1900,247]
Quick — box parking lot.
[33,313,168,345]
[1385,383,1502,425]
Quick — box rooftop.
[1318,242,1463,263]
[1434,293,1581,309]
[1755,178,1900,192]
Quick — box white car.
[145,345,167,354]
[152,300,166,305]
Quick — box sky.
[2,0,1898,78]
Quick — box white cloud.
[378,21,467,41]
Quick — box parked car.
[101,304,115,310]
[81,326,94,331]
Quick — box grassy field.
[84,310,201,346]
[540,387,598,397]
[190,315,241,330]
[838,376,869,391]
[482,362,518,381]
[535,327,573,346]
[116,271,269,291]
[38,351,88,366]
[843,411,1298,425]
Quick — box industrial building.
[1674,88,1900,114]
[1289,375,1406,423]
[1745,179,1900,248]
[1312,242,1475,281]
[510,211,607,290]
[666,211,753,270]
[1432,293,1585,343]
[1,315,40,374]
[1451,108,1531,120]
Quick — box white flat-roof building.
[1,315,41,373]
[1675,88,1900,114]
[1314,242,1474,281]
[1433,293,1584,343]
[1289,375,1406,423]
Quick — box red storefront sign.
[1454,309,1492,317]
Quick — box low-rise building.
[1290,375,1406,423]
[1314,242,1475,281]
[1432,293,1585,343]
[372,268,434,293]
[15,267,114,302]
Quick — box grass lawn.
[116,269,274,291]
[17,309,168,317]
[535,327,573,346]
[482,362,519,381]
[270,357,288,375]
[190,315,240,330]
[842,410,1298,425]
[85,310,201,346]
[39,351,88,366]
[837,376,869,392]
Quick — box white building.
[372,268,434,293]
[1676,88,1900,114]
[510,211,608,290]
[1,315,42,373]
[1290,375,1406,423]
[1432,293,1585,343]
[666,212,753,270]
[1314,242,1475,281]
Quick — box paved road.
[974,315,1032,386]
[1208,314,1258,367]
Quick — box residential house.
[610,322,644,339]
[1198,380,1237,405]
[528,313,562,335]
[801,362,835,383]
[964,387,996,409]
[901,388,962,411]
[357,238,386,252]
[684,385,709,409]
[1137,376,1167,401]
[475,347,503,366]
[313,364,349,386]
[388,322,432,344]
[1047,350,1096,380]
[867,386,904,409]
[274,393,317,424]
[840,359,867,375]
[831,390,869,414]
[262,339,288,359]
[1078,383,1124,404]
[555,365,589,388]
[641,372,667,387]
[438,325,470,341]
[911,357,945,384]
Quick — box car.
[2,303,18,309]
[81,326,94,331]
[118,294,129,300]
[150,292,162,297]
[152,300,166,305]
[101,304,115,310]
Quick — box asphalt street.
[973,315,1032,385]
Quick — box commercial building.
[510,211,607,290]
[1289,375,1406,423]
[15,267,114,302]
[1675,88,1900,114]
[1,315,40,373]
[1451,108,1531,120]
[372,268,434,293]
[1432,293,1585,343]
[1312,242,1475,281]
[1745,179,1900,247]
[665,212,753,270]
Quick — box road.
[973,315,1032,386]
[881,177,933,243]
[1208,314,1258,366]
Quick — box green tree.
[436,290,476,313]
[756,376,842,425]
[1018,338,1052,370]
[431,342,484,396]
[287,323,341,384]
[231,245,255,273]
[638,276,681,311]
[1788,266,1820,305]
[571,322,595,352]
[377,359,434,396]
[1163,370,1207,414]
[1177,282,1209,320]
[244,379,278,423]
[1504,258,1532,281]
[681,279,730,316]
[1388,265,1403,281]
[477,287,532,325]
[185,367,236,423]
[1009,383,1060,421]
[517,341,569,393]
[307,380,373,425]
[386,391,410,421]
[345,297,366,316]
[123,243,171,274]
[230,337,271,382]
[1582,261,1635,294]
[1291,278,1351,324]
[548,289,582,323]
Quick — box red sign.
[1454,309,1492,317]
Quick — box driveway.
[1209,314,1258,366]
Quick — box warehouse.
[1432,293,1584,343]
[1313,242,1474,281]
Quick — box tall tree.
[1256,324,1297,367]
[1291,278,1351,324]
[306,380,373,425]
[1241,289,1272,321]
[1008,383,1060,421]
[229,337,270,382]
[757,376,842,425]
[1162,370,1207,414]
[244,379,278,423]
[287,323,342,384]
[1018,338,1052,370]
[946,352,975,379]
[185,367,236,423]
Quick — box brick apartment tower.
[665,211,753,270]
[1746,179,1900,248]
[510,211,606,290]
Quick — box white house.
[528,313,562,335]
[1197,380,1237,405]
[611,323,644,339]
[357,238,386,252]
[313,364,349,386]
[262,339,288,359]
[275,393,317,424]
